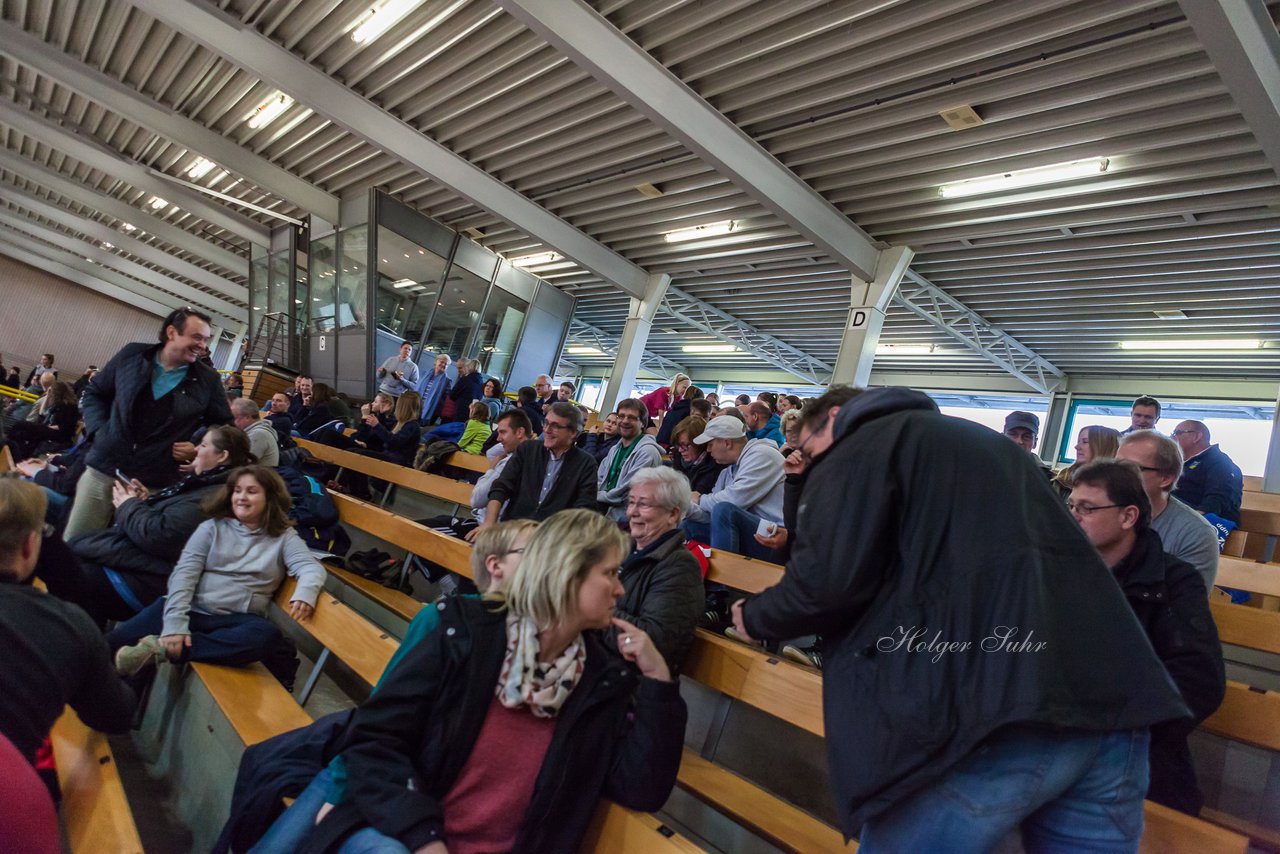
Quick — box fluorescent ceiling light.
[101,242,114,249]
[511,251,561,268]
[186,157,216,180]
[352,0,422,44]
[245,93,293,129]
[939,158,1109,198]
[566,346,607,356]
[682,344,740,354]
[1119,339,1261,351]
[120,222,137,232]
[663,221,738,243]
[391,279,418,289]
[876,343,935,355]
[149,197,169,210]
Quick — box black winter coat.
[673,451,725,495]
[742,387,1190,836]
[81,342,231,487]
[1114,527,1225,814]
[1172,444,1243,524]
[577,430,620,465]
[487,439,598,522]
[69,466,230,584]
[306,597,685,853]
[446,372,485,422]
[612,530,703,671]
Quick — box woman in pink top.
[637,373,690,426]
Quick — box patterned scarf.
[496,613,586,718]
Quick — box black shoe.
[782,641,823,669]
[699,607,730,633]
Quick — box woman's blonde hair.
[490,509,628,628]
[668,373,691,399]
[471,519,538,592]
[393,391,421,432]
[780,409,803,442]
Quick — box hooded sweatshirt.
[686,438,785,524]
[596,434,663,520]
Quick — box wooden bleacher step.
[50,709,144,854]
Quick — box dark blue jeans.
[107,597,298,687]
[683,502,775,560]
[858,724,1150,853]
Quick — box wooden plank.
[325,562,423,624]
[1200,681,1280,752]
[1242,491,1280,515]
[1243,475,1263,493]
[580,798,704,853]
[1198,807,1280,853]
[1216,557,1280,599]
[706,549,784,594]
[275,578,398,688]
[0,443,13,472]
[331,492,476,576]
[444,451,491,473]
[1211,602,1280,656]
[682,629,824,737]
[50,709,144,854]
[189,661,311,746]
[296,438,474,505]
[676,749,854,853]
[1141,801,1248,854]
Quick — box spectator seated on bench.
[256,510,684,853]
[42,426,256,626]
[331,393,422,501]
[681,415,784,561]
[596,398,662,523]
[512,385,544,436]
[479,377,506,424]
[423,400,494,455]
[264,393,296,448]
[232,398,282,468]
[611,467,703,671]
[577,411,620,464]
[1171,420,1244,527]
[744,401,784,447]
[1069,459,1225,815]
[5,379,79,461]
[0,480,136,768]
[1052,424,1121,498]
[314,394,394,453]
[294,383,346,439]
[669,416,725,494]
[110,465,326,691]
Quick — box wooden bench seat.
[1216,556,1280,599]
[50,709,144,854]
[443,451,491,474]
[295,438,474,506]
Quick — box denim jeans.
[251,767,411,854]
[685,502,776,560]
[857,724,1150,854]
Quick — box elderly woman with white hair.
[293,509,685,854]
[615,466,704,670]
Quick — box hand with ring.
[610,617,671,682]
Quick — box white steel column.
[1264,383,1280,493]
[598,273,671,415]
[832,247,914,388]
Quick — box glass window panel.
[473,285,528,382]
[422,263,490,359]
[334,226,368,330]
[308,234,337,332]
[268,250,290,316]
[249,254,268,340]
[373,226,449,345]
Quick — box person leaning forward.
[731,386,1188,851]
[66,308,232,539]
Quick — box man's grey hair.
[1120,429,1183,488]
[547,401,583,434]
[629,466,694,523]
[231,398,261,420]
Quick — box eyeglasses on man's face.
[1066,501,1125,516]
[543,419,572,432]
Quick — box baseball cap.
[1003,411,1040,436]
[693,416,747,444]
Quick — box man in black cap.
[1003,411,1053,477]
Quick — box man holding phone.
[66,308,231,539]
[376,341,419,399]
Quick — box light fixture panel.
[939,105,983,130]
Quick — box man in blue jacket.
[1171,420,1243,525]
[65,308,232,539]
[744,401,783,446]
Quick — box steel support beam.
[1179,0,1280,183]
[833,246,914,387]
[892,271,1067,395]
[496,0,881,281]
[0,234,199,321]
[599,273,671,414]
[131,0,651,299]
[566,319,686,379]
[0,209,243,325]
[0,147,245,275]
[0,20,341,224]
[0,187,245,306]
[660,286,834,386]
[0,100,270,245]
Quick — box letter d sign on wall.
[847,307,873,330]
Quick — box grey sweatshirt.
[596,434,663,521]
[685,438,785,524]
[162,517,326,636]
[244,418,280,467]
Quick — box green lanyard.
[605,438,640,490]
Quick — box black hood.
[832,387,938,440]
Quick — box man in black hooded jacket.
[731,386,1189,851]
